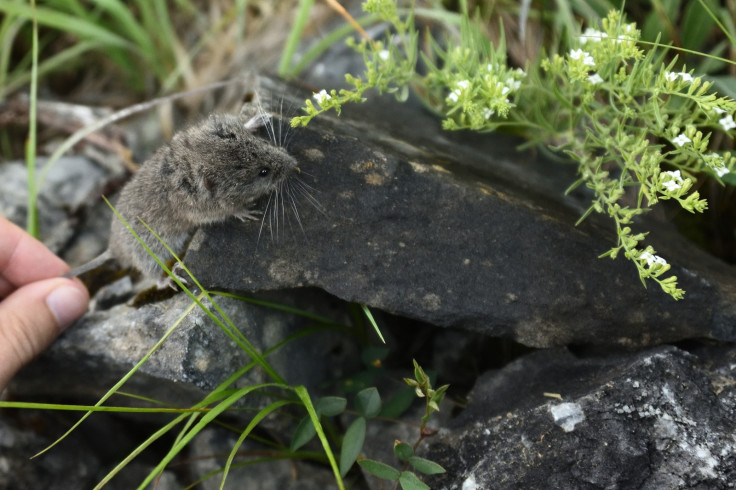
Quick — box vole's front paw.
[157,262,190,290]
[235,209,263,221]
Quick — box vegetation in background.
[291,0,736,300]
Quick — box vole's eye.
[258,167,270,177]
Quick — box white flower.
[313,89,331,105]
[665,71,695,83]
[671,134,691,147]
[496,82,510,95]
[516,68,526,77]
[640,251,668,268]
[482,108,494,120]
[588,73,604,85]
[713,107,726,114]
[663,170,683,182]
[719,114,736,131]
[661,170,684,192]
[708,155,730,177]
[506,78,521,91]
[579,28,607,43]
[378,50,390,61]
[570,49,595,66]
[448,80,471,103]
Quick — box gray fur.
[66,106,298,280]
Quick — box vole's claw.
[235,209,263,221]
[157,262,190,290]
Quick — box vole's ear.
[240,96,271,133]
[242,112,271,133]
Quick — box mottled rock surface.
[424,345,736,489]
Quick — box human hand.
[0,216,89,391]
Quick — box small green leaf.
[408,456,446,475]
[339,417,366,477]
[355,387,382,418]
[357,459,401,480]
[316,396,347,417]
[379,387,417,418]
[290,415,316,451]
[394,441,413,461]
[398,471,430,490]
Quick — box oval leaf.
[393,441,413,461]
[316,396,347,417]
[355,387,382,418]
[398,471,430,490]
[357,459,401,480]
[339,417,366,477]
[408,456,446,475]
[380,387,416,418]
[290,416,316,451]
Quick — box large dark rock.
[422,345,736,489]
[186,76,736,348]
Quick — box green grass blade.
[136,383,284,490]
[211,291,348,327]
[0,41,96,100]
[0,3,135,50]
[0,401,208,413]
[25,0,39,236]
[219,400,294,489]
[89,0,155,55]
[0,13,26,100]
[94,414,190,489]
[361,304,385,343]
[283,12,382,78]
[32,298,201,459]
[294,385,345,490]
[278,0,315,77]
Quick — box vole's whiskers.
[257,192,274,247]
[285,180,307,237]
[292,176,327,216]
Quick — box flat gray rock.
[186,76,736,348]
[13,289,356,405]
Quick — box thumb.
[0,278,89,390]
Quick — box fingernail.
[46,284,89,332]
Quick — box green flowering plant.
[292,1,736,300]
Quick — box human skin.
[0,216,89,390]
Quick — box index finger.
[0,216,69,295]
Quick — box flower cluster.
[293,4,736,300]
[538,9,736,298]
[435,44,526,131]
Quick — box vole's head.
[183,113,298,207]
